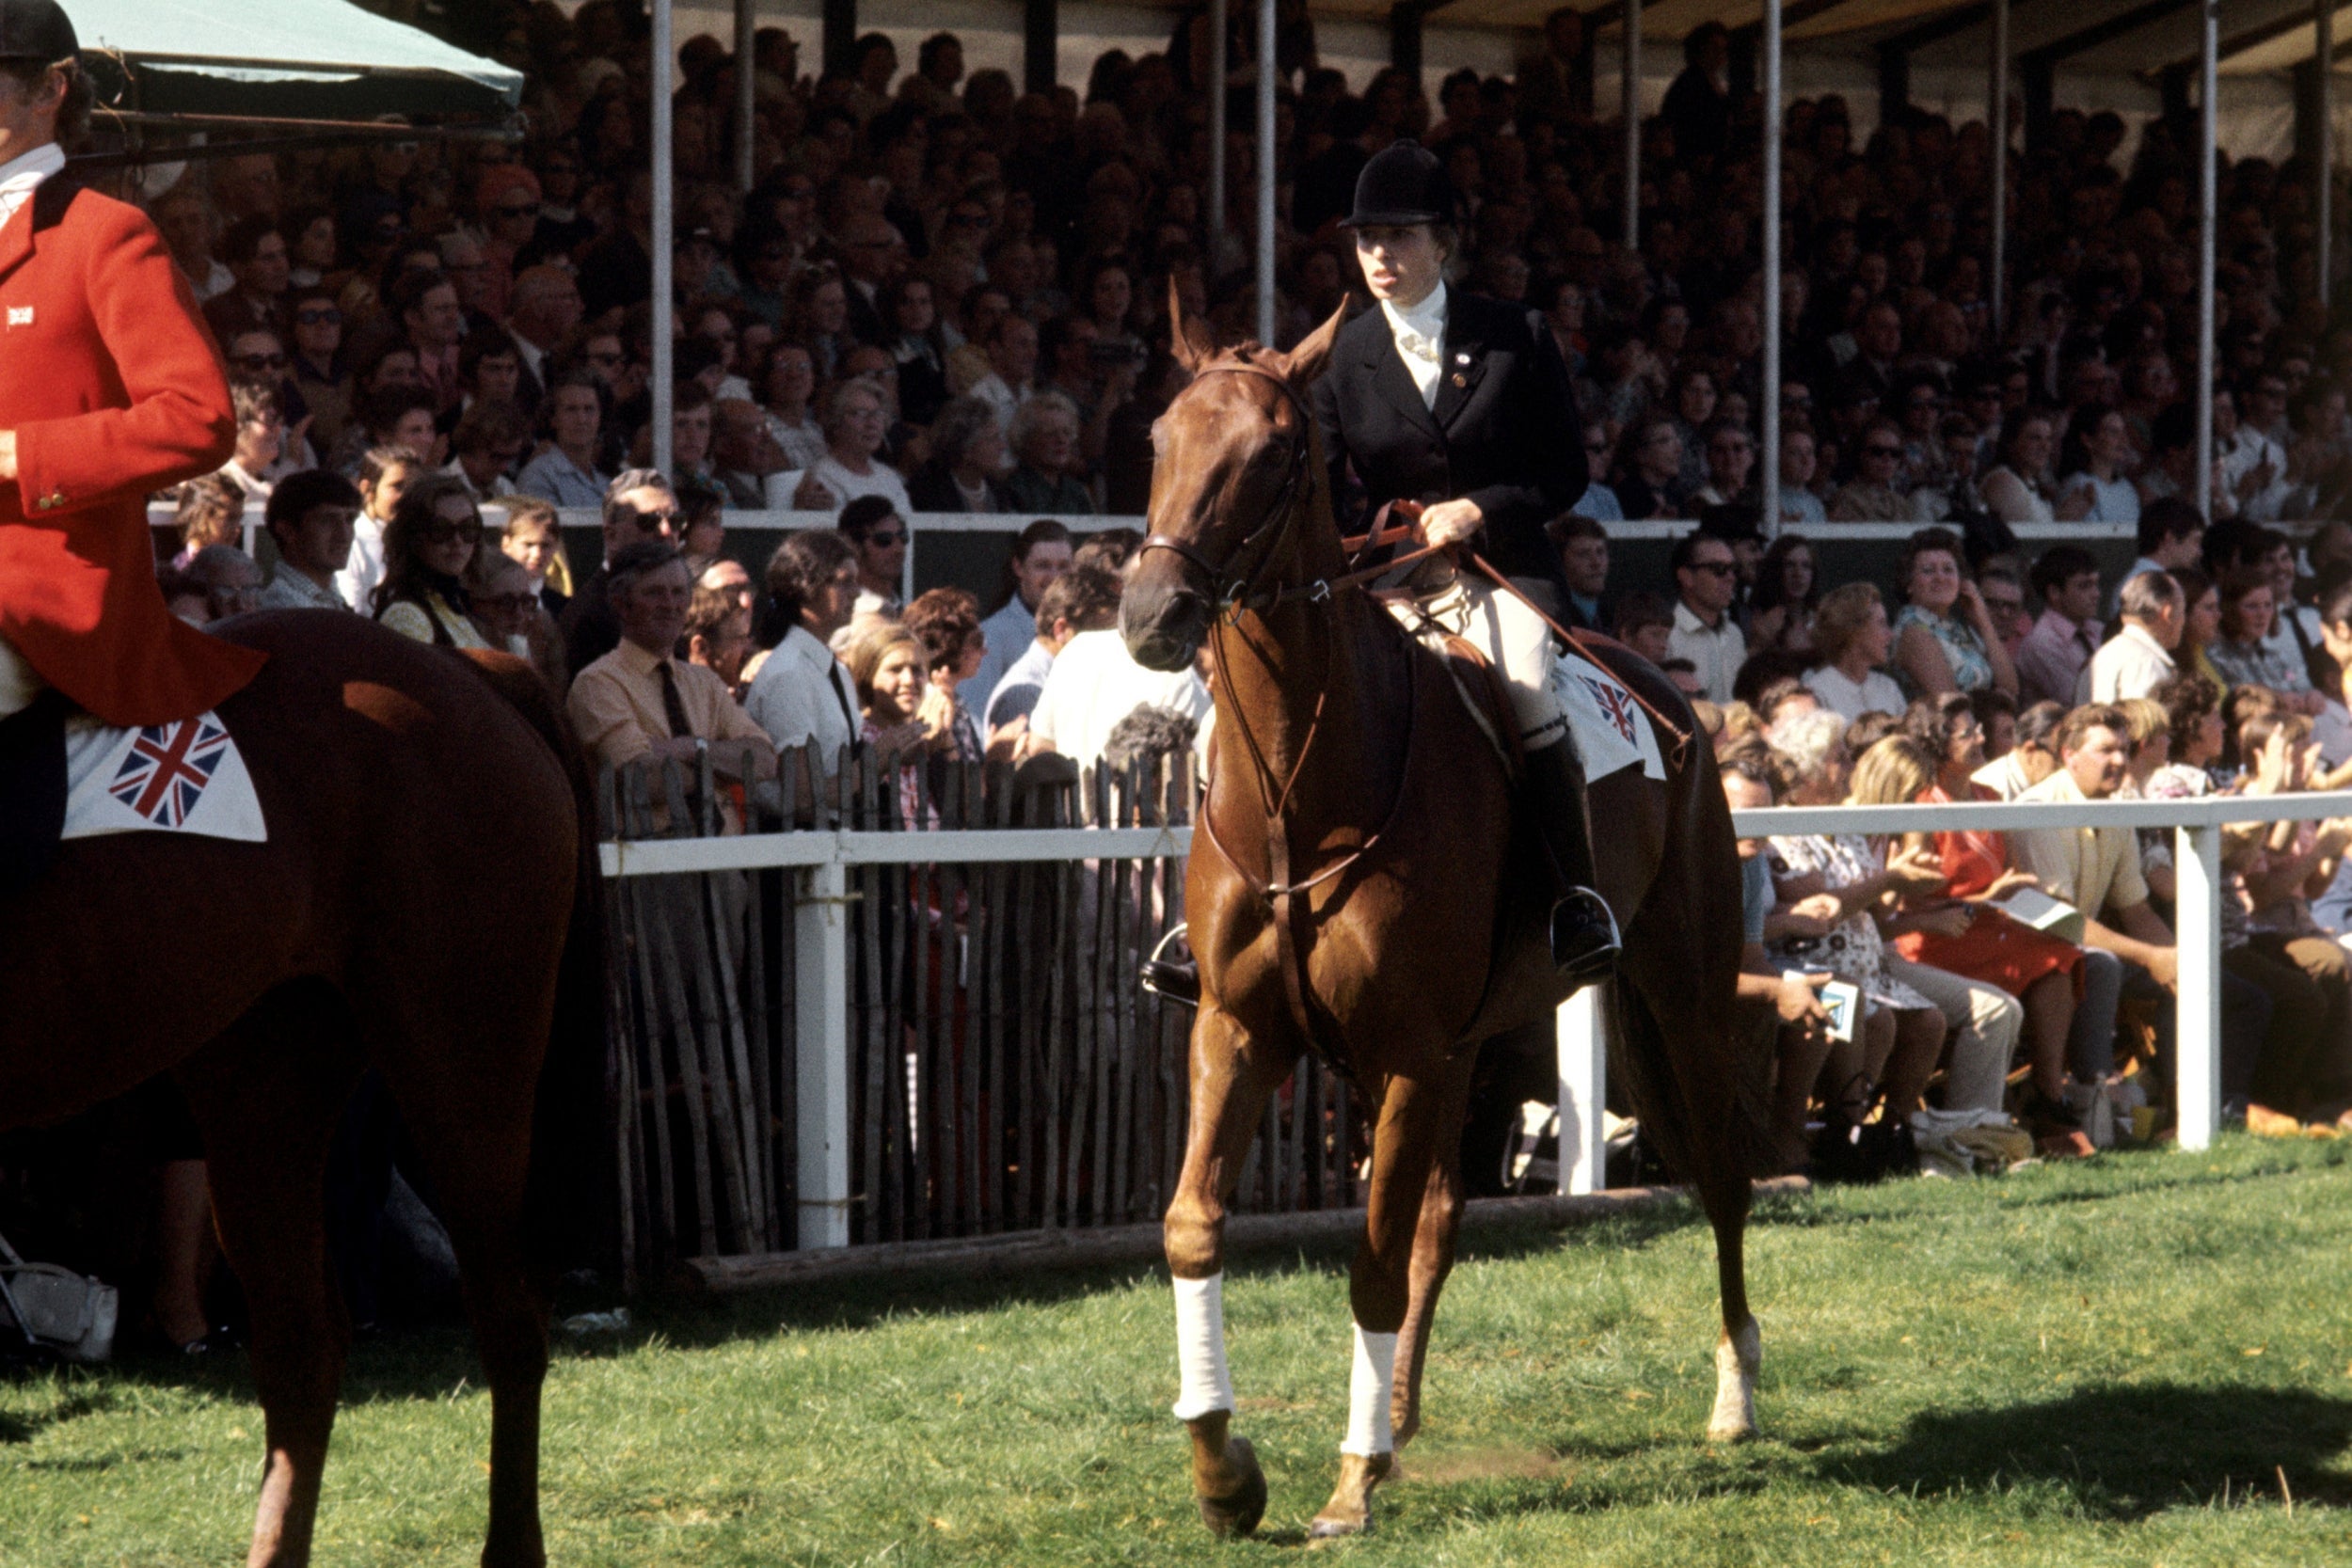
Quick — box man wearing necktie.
[1307,139,1616,987]
[567,541,776,831]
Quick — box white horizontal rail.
[600,824,1193,878]
[1737,790,2352,837]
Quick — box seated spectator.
[1828,420,1908,522]
[1802,581,1905,722]
[1566,421,1624,522]
[903,587,987,761]
[497,495,574,613]
[1761,711,1951,1150]
[373,474,491,649]
[1691,420,1756,510]
[1971,699,2066,798]
[335,445,421,612]
[1771,424,1828,528]
[1024,617,1212,768]
[2013,546,2103,707]
[567,542,778,822]
[217,378,291,496]
[968,520,1074,705]
[835,495,908,629]
[792,377,913,513]
[446,399,530,501]
[562,469,679,677]
[1000,390,1094,515]
[1979,407,2058,525]
[744,530,864,775]
[2081,571,2183,704]
[986,563,1122,743]
[258,469,361,611]
[1613,417,1686,520]
[2113,499,2206,616]
[1613,591,1675,666]
[1977,566,2030,660]
[2055,402,2141,524]
[761,344,830,471]
[2209,568,2326,716]
[675,477,728,576]
[466,549,565,694]
[711,397,793,508]
[515,372,612,507]
[1892,527,2016,699]
[908,394,1011,513]
[1555,514,1613,632]
[1744,534,1818,656]
[185,544,263,623]
[171,473,247,568]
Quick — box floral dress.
[1892,604,1994,694]
[1763,832,1935,1011]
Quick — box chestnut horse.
[0,611,600,1568]
[1120,303,1770,1538]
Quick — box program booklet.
[1995,886,2087,945]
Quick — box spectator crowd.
[43,0,2352,1346]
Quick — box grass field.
[7,1133,2352,1565]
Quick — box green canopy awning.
[68,0,522,122]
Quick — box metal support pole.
[733,0,756,193]
[796,860,853,1246]
[1208,0,1227,273]
[2195,0,2217,520]
[1556,989,1609,1195]
[1024,0,1057,96]
[2173,824,2224,1150]
[652,0,675,480]
[2323,0,2336,311]
[1255,0,1277,347]
[1623,0,1642,253]
[1990,0,2009,335]
[1761,0,1782,534]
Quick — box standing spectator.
[2111,499,2206,616]
[1555,514,1613,632]
[257,469,360,611]
[372,474,489,648]
[2083,570,2185,704]
[682,577,755,697]
[1025,619,1212,768]
[967,519,1073,706]
[843,619,949,825]
[562,469,678,677]
[1000,390,1094,515]
[986,563,1121,741]
[903,587,987,760]
[516,372,611,507]
[836,495,908,626]
[1891,528,2017,699]
[1802,582,1906,722]
[336,445,421,613]
[1667,529,1745,704]
[567,541,777,809]
[2013,546,2105,707]
[745,530,864,775]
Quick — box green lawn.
[8,1134,2352,1565]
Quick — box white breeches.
[0,632,42,721]
[1385,575,1569,750]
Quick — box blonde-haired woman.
[1802,582,1907,722]
[842,619,955,827]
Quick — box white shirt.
[744,623,860,768]
[966,594,1041,721]
[0,141,65,233]
[796,456,913,515]
[1028,628,1212,766]
[1379,282,1448,409]
[1802,663,1907,724]
[1667,599,1745,705]
[335,515,388,616]
[2079,621,2176,704]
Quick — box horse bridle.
[1136,358,1320,617]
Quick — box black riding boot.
[1523,735,1621,990]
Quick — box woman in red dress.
[1866,695,2087,1120]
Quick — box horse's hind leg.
[1165,1005,1296,1538]
[1311,1053,1476,1539]
[175,983,363,1568]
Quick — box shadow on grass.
[1820,1382,2352,1517]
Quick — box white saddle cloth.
[1553,648,1667,784]
[62,711,267,844]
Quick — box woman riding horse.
[1312,139,1618,984]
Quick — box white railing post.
[795,856,852,1246]
[1556,987,1609,1194]
[2173,822,2224,1149]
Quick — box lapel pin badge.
[1451,372,1468,388]
[5,307,31,327]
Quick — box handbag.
[0,1228,118,1363]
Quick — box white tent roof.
[68,0,521,112]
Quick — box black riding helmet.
[0,0,77,61]
[1342,139,1457,230]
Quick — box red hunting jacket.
[0,170,264,726]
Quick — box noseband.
[1137,359,1318,616]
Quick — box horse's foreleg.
[1311,1057,1470,1539]
[176,988,361,1568]
[1391,1053,1478,1450]
[1166,1005,1294,1538]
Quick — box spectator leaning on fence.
[257,469,361,612]
[566,540,777,812]
[744,529,863,779]
[967,518,1073,708]
[1023,609,1212,770]
[986,563,1123,748]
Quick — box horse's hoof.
[1308,1451,1391,1538]
[1705,1415,1757,1444]
[1195,1436,1267,1538]
[1307,1511,1371,1540]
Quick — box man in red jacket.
[0,0,265,734]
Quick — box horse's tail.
[463,653,616,1282]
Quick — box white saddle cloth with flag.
[61,712,266,844]
[1551,647,1666,784]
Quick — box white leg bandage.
[1342,1325,1400,1456]
[1171,1274,1236,1420]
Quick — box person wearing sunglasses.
[835,494,909,629]
[1829,418,1910,522]
[373,473,491,649]
[1565,420,1623,522]
[1667,529,1747,705]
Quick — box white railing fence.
[601,781,2352,1263]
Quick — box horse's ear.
[1168,277,1216,371]
[1277,301,1348,388]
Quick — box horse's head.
[1120,289,1347,672]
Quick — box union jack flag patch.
[1579,674,1641,745]
[108,718,231,828]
